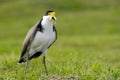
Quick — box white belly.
[29,31,55,55]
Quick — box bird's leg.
[24,56,29,74]
[43,56,48,75]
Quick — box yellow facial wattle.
[49,12,56,21]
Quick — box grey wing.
[19,23,38,60]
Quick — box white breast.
[29,16,56,56]
[29,30,55,56]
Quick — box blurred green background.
[0,0,120,53]
[0,0,120,79]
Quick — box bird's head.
[43,10,56,22]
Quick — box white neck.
[41,16,54,32]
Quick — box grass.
[0,35,120,79]
[0,0,120,80]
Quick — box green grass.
[0,35,120,79]
[0,0,120,80]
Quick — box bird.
[18,10,57,75]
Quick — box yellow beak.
[49,12,56,21]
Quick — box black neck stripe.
[37,19,44,32]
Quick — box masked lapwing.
[18,10,57,75]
